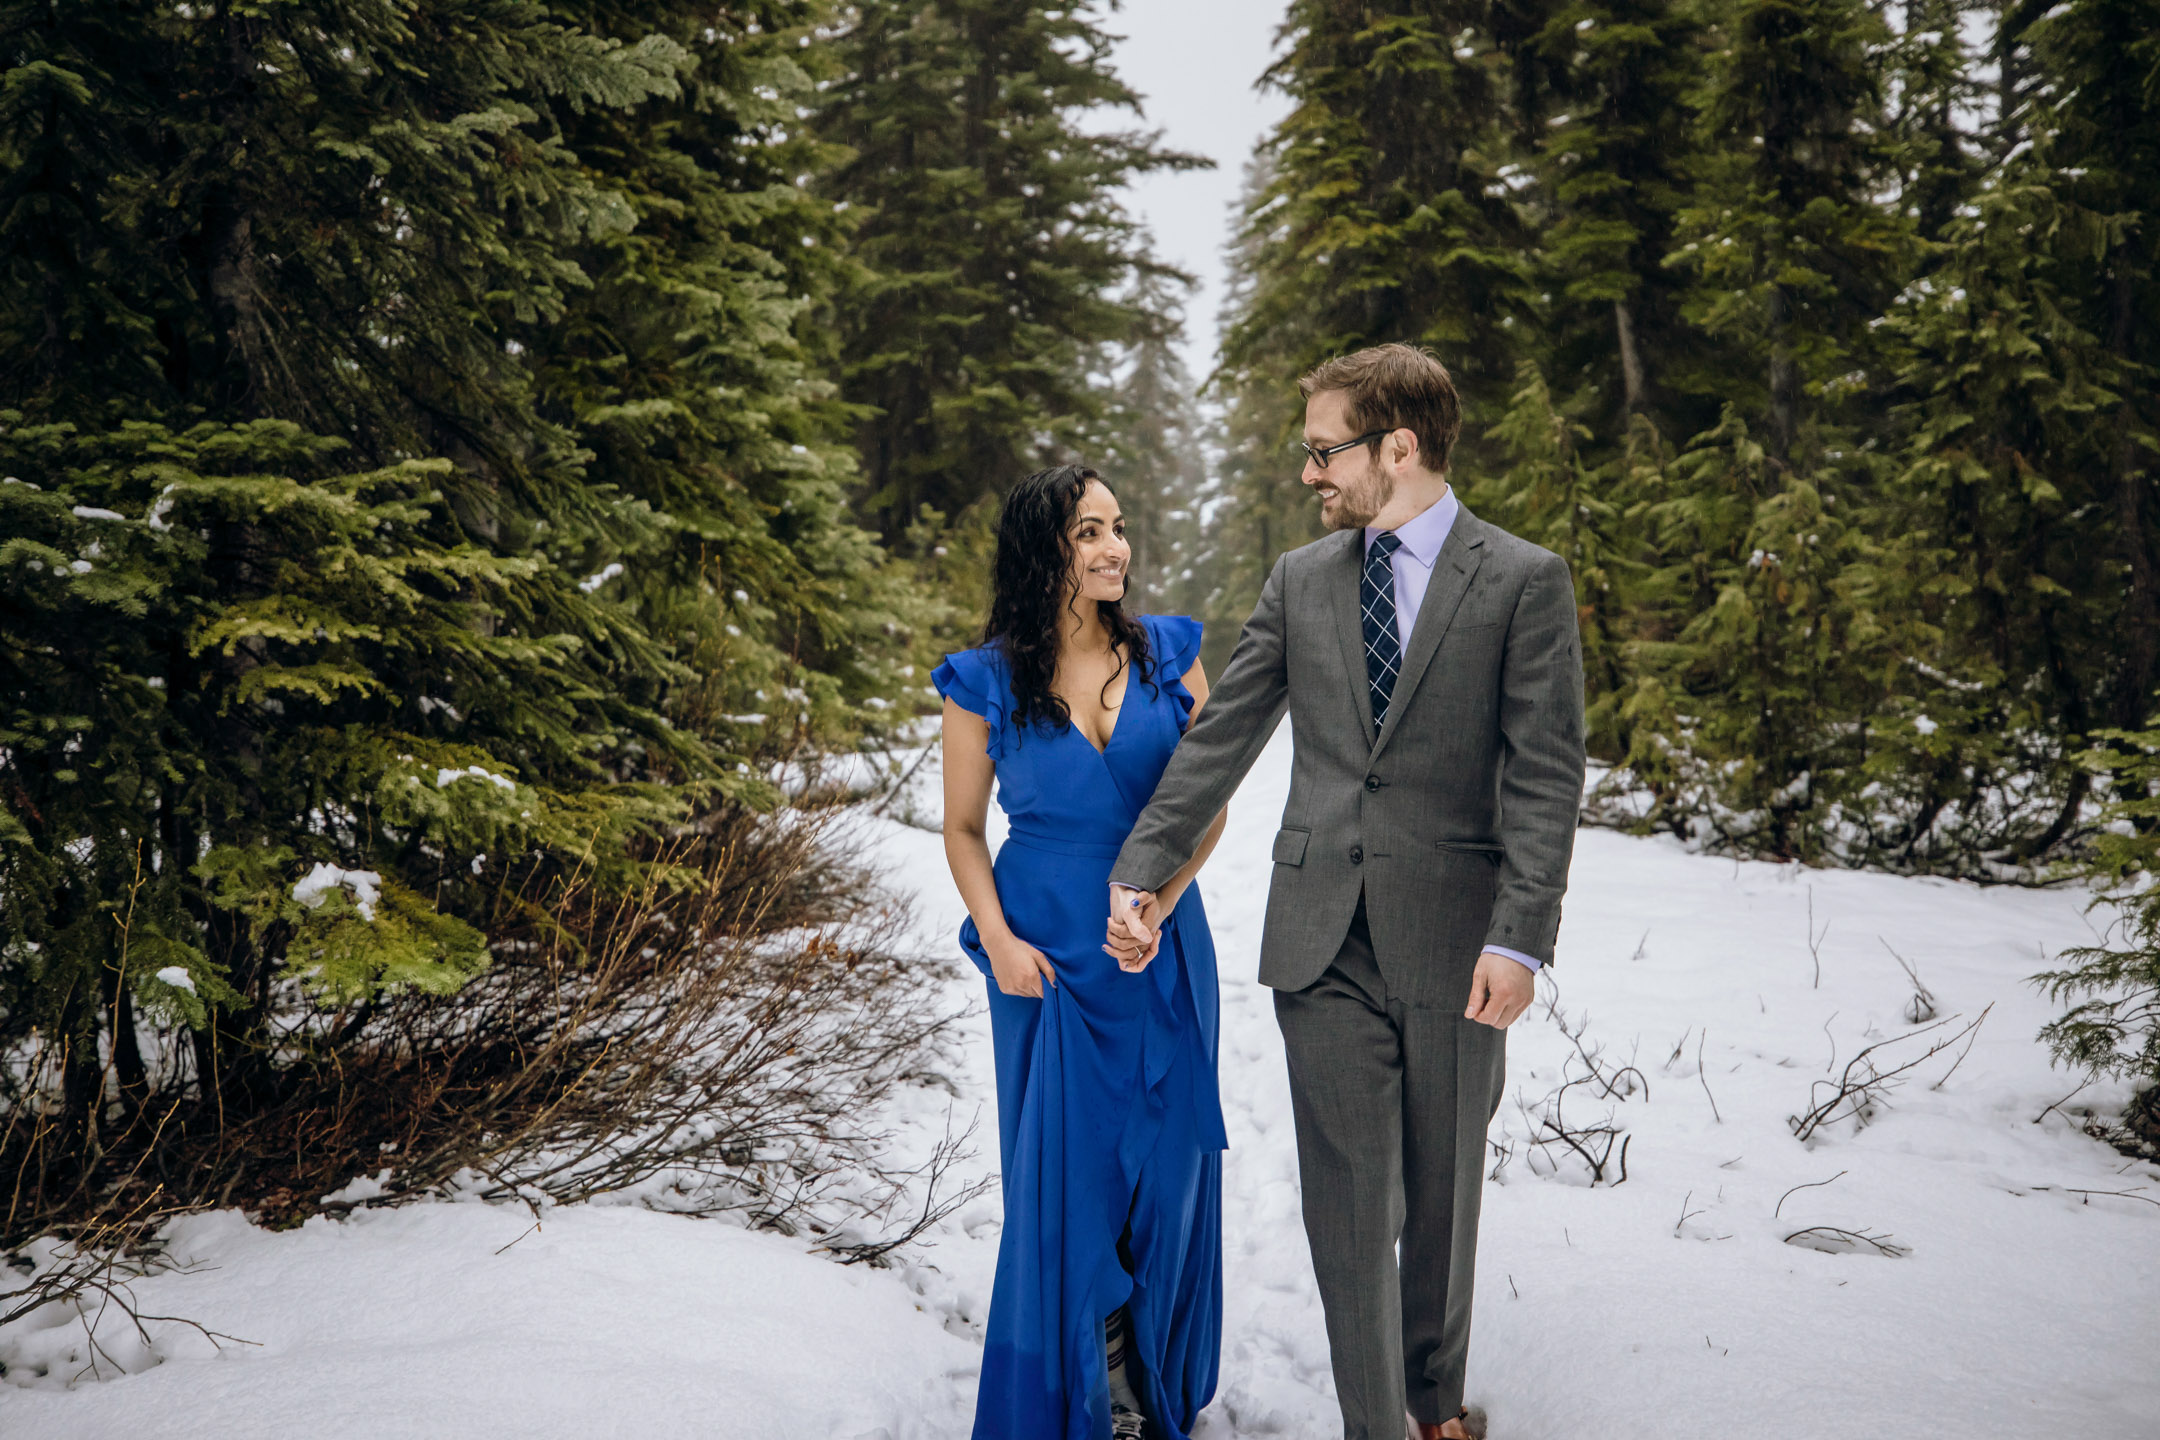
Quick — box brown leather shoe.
[1408,1405,1489,1439]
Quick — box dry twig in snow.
[1774,1170,1848,1220]
[1806,888,1831,989]
[1783,1225,1910,1258]
[1788,1007,1993,1142]
[1880,938,1939,1023]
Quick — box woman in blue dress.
[937,464,1228,1440]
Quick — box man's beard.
[1322,464,1394,531]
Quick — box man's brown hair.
[1298,343,1462,474]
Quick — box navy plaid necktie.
[1362,531,1403,731]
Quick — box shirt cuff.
[1483,944,1543,973]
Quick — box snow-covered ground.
[6,730,2156,1439]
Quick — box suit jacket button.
[1349,846,1364,865]
[1364,775,1380,792]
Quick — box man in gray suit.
[1106,344,1585,1440]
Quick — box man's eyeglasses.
[1300,430,1391,470]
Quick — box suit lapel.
[1371,505,1487,762]
[1324,528,1378,740]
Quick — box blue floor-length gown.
[935,614,1227,1440]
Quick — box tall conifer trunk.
[1614,301,1646,414]
[206,13,263,413]
[1766,286,1798,464]
[197,19,269,1093]
[206,203,261,410]
[57,966,102,1175]
[105,956,148,1115]
[2109,264,2158,725]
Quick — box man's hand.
[1106,885,1162,972]
[1464,950,1536,1028]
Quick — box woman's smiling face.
[1067,479,1130,605]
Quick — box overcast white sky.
[1104,0,1292,387]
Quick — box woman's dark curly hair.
[985,464,1155,737]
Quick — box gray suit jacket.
[1114,503,1586,1006]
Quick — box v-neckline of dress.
[1067,665,1131,758]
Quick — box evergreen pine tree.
[1472,362,1639,755]
[1211,3,1556,660]
[1882,0,1984,245]
[1218,0,1541,467]
[1669,0,1907,461]
[1208,156,1322,633]
[1868,0,2160,860]
[1880,161,2120,861]
[2030,0,2160,730]
[1467,0,1708,768]
[1608,0,1923,858]
[818,0,1203,538]
[1089,282,1212,616]
[2034,723,2160,1155]
[0,1,900,1201]
[534,0,921,755]
[1529,0,1711,436]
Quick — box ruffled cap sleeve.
[931,646,1010,761]
[1142,614,1205,729]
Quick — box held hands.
[1104,885,1162,972]
[1102,887,1536,1012]
[1464,950,1535,1028]
[985,930,1058,999]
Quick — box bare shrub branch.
[1516,990,1641,1187]
[2031,1184,2160,1210]
[1806,888,1830,989]
[4,804,966,1266]
[1787,1007,1993,1143]
[1880,938,1939,1024]
[0,1199,254,1383]
[810,1107,996,1266]
[1773,1169,1847,1220]
[1696,1029,1722,1123]
[1783,1224,1910,1258]
[1673,1189,1705,1236]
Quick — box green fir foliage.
[2036,726,2160,1138]
[1219,0,1539,452]
[0,0,939,1185]
[1088,280,1215,620]
[1211,0,2159,874]
[819,0,1205,538]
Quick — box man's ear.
[1389,427,1420,471]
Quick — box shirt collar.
[1364,484,1456,567]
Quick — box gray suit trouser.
[1273,897,1506,1439]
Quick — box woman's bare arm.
[941,699,1057,997]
